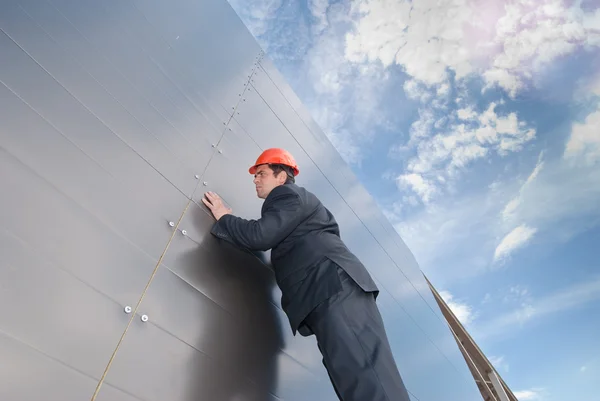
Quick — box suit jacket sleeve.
[210,185,304,251]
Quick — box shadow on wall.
[179,205,285,400]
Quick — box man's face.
[253,164,287,199]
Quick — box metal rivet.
[203,181,208,186]
[181,230,187,236]
[211,144,216,148]
[124,306,132,314]
[194,174,199,179]
[141,315,148,322]
[218,149,223,154]
[168,221,175,227]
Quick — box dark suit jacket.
[210,183,379,335]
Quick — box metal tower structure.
[425,276,519,401]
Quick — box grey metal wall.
[0,0,482,400]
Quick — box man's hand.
[202,191,232,221]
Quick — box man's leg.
[304,268,411,401]
[316,341,344,400]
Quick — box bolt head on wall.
[124,306,132,314]
[141,315,148,322]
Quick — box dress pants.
[303,267,411,401]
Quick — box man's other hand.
[202,191,232,221]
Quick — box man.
[202,148,410,401]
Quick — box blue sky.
[226,0,600,400]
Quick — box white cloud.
[564,107,600,166]
[345,0,475,86]
[437,82,451,97]
[483,0,595,96]
[439,290,476,325]
[396,173,438,203]
[502,152,545,222]
[494,224,538,262]
[407,108,438,142]
[525,154,545,185]
[403,79,434,104]
[502,197,521,221]
[398,102,535,204]
[514,388,544,400]
[457,107,477,120]
[344,0,600,97]
[483,69,523,97]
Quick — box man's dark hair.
[268,163,295,184]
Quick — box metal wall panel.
[0,331,140,401]
[0,0,482,400]
[0,227,135,380]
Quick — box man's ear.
[277,171,287,184]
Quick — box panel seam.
[89,200,191,401]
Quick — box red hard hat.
[249,148,300,176]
